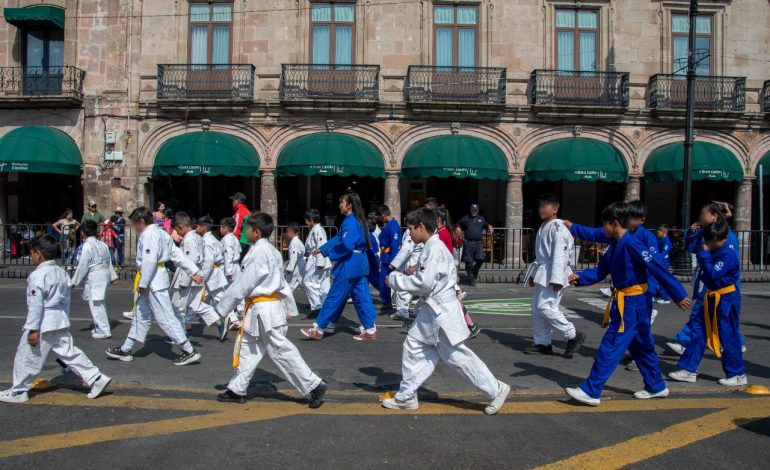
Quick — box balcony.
[156,64,254,109]
[648,74,746,113]
[0,66,85,108]
[405,65,506,114]
[529,70,629,111]
[279,64,379,112]
[762,80,770,113]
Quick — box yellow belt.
[130,263,166,316]
[604,283,648,333]
[380,247,391,254]
[705,285,736,358]
[232,293,281,369]
[200,264,221,302]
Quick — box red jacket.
[233,203,250,239]
[437,226,453,254]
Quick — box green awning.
[756,151,770,179]
[4,6,65,30]
[153,132,260,177]
[402,135,508,181]
[0,126,81,175]
[644,142,744,183]
[525,138,628,183]
[276,133,385,178]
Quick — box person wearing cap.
[230,192,251,260]
[456,204,493,286]
[81,201,106,227]
[113,207,126,266]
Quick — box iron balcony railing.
[279,64,380,102]
[405,65,506,105]
[0,66,85,99]
[762,80,770,113]
[529,69,629,107]
[648,74,746,112]
[156,64,255,101]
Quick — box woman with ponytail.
[301,193,378,341]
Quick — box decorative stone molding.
[572,125,582,137]
[326,119,335,132]
[451,122,461,135]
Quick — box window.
[555,9,598,71]
[189,2,232,65]
[310,3,355,65]
[433,4,478,67]
[672,14,712,75]
[24,29,64,95]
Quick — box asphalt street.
[0,279,768,469]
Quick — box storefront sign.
[0,162,30,172]
[442,167,478,178]
[573,169,609,181]
[178,165,212,175]
[311,164,346,176]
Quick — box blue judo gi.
[378,218,401,306]
[657,235,673,301]
[367,232,381,290]
[577,232,688,399]
[678,243,745,377]
[315,213,378,330]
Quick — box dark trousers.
[462,240,484,280]
[240,243,250,263]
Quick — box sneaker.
[718,375,748,387]
[382,396,419,410]
[599,287,613,298]
[87,374,112,399]
[523,344,554,355]
[91,332,111,339]
[300,327,324,341]
[634,388,669,400]
[457,290,468,301]
[468,323,481,339]
[666,342,685,355]
[217,389,246,404]
[380,304,394,312]
[563,331,586,359]
[742,344,747,353]
[122,311,134,320]
[390,312,410,321]
[164,337,174,345]
[484,382,511,415]
[353,331,378,341]
[173,350,202,366]
[401,321,413,333]
[565,387,600,406]
[651,309,659,324]
[308,381,328,409]
[324,324,336,335]
[625,360,639,371]
[218,320,229,342]
[668,370,697,383]
[105,347,134,362]
[0,389,29,404]
[656,299,671,305]
[307,309,320,319]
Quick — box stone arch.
[636,130,750,175]
[748,135,770,177]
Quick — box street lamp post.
[681,0,699,230]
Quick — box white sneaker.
[122,311,134,320]
[484,382,511,415]
[634,388,670,399]
[87,374,112,399]
[599,288,613,298]
[742,344,747,353]
[382,396,419,410]
[0,389,29,404]
[457,290,468,301]
[91,332,111,339]
[718,375,748,387]
[565,387,600,406]
[651,309,659,324]
[655,299,671,305]
[666,342,685,355]
[668,370,697,383]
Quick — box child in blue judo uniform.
[668,220,747,386]
[565,202,692,406]
[655,224,673,304]
[376,204,402,308]
[367,213,382,290]
[301,193,379,341]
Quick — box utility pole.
[681,0,698,229]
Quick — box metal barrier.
[157,64,255,101]
[529,69,629,107]
[279,64,380,102]
[648,74,746,111]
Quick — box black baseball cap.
[229,192,247,202]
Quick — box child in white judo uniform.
[383,208,510,414]
[0,235,111,403]
[220,216,243,322]
[197,215,230,340]
[71,220,118,339]
[283,222,306,291]
[214,213,328,408]
[389,227,423,321]
[302,209,331,317]
[105,207,205,366]
[525,193,585,358]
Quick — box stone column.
[505,174,524,268]
[734,178,753,231]
[624,176,642,202]
[384,171,401,222]
[260,170,278,230]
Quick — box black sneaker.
[217,389,246,404]
[173,350,202,366]
[523,344,554,355]
[105,347,134,362]
[309,380,328,409]
[563,331,586,359]
[307,309,320,319]
[468,323,481,339]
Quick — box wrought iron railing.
[156,64,255,101]
[405,65,506,104]
[529,69,629,107]
[648,74,746,111]
[279,64,380,102]
[762,80,770,113]
[0,66,85,98]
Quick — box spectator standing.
[53,210,79,265]
[456,204,493,286]
[99,217,120,267]
[230,192,251,259]
[81,201,106,226]
[113,207,126,266]
[152,202,166,225]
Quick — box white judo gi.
[127,224,202,347]
[284,235,306,291]
[201,231,229,308]
[71,236,118,336]
[171,231,221,327]
[301,224,331,311]
[216,239,322,397]
[221,231,244,316]
[388,235,502,402]
[526,218,576,345]
[11,261,103,393]
[391,229,424,318]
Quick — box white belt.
[420,291,458,305]
[353,249,364,254]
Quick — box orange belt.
[604,284,648,333]
[705,285,736,358]
[380,247,391,254]
[232,293,281,368]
